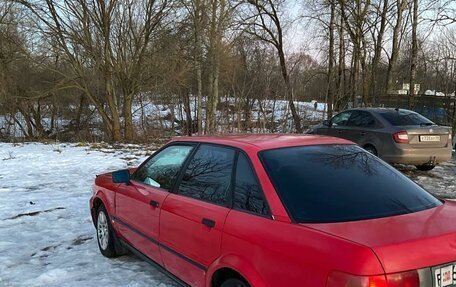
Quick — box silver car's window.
[379,110,434,126]
[331,111,352,127]
[347,111,376,128]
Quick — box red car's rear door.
[159,144,235,287]
[115,144,196,266]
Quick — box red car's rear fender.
[206,254,267,287]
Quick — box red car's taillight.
[327,270,420,287]
[386,270,420,287]
[393,131,409,143]
[326,271,387,287]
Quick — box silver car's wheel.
[363,145,378,156]
[97,210,109,250]
[416,164,435,171]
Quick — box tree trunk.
[123,94,134,141]
[102,0,121,142]
[360,38,369,105]
[370,0,389,104]
[17,105,34,138]
[105,78,121,141]
[196,52,203,135]
[326,0,336,119]
[336,14,345,111]
[409,0,419,108]
[206,0,218,134]
[352,42,360,106]
[386,0,407,94]
[212,62,220,133]
[277,47,301,132]
[194,0,204,135]
[183,91,193,135]
[75,94,85,132]
[32,101,45,138]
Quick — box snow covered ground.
[395,157,456,200]
[0,142,454,287]
[0,98,327,139]
[0,143,178,287]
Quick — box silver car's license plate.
[420,135,441,142]
[434,263,456,287]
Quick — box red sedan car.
[90,135,456,287]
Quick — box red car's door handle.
[202,218,215,228]
[149,200,159,208]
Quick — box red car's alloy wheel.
[96,205,118,258]
[97,210,109,250]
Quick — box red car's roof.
[170,134,352,151]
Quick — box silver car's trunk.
[400,126,451,148]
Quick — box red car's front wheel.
[96,205,118,258]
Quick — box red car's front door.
[159,144,235,287]
[115,181,168,264]
[115,144,196,266]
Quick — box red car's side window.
[132,145,194,190]
[176,144,235,206]
[233,152,270,217]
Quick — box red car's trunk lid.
[303,200,456,273]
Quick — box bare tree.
[243,0,303,132]
[386,0,408,93]
[369,0,390,103]
[408,0,419,105]
[19,0,171,141]
[326,0,336,118]
[338,0,371,105]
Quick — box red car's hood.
[303,200,456,273]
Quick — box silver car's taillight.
[393,131,409,144]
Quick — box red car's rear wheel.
[220,279,249,287]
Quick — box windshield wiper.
[420,122,433,126]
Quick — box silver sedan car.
[308,108,453,170]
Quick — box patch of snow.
[28,269,70,286]
[424,90,447,97]
[0,143,176,287]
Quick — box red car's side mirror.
[112,169,130,184]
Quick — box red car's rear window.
[259,144,441,223]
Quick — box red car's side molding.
[112,215,208,272]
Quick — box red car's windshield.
[259,144,442,223]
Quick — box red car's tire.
[220,279,250,287]
[96,205,118,258]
